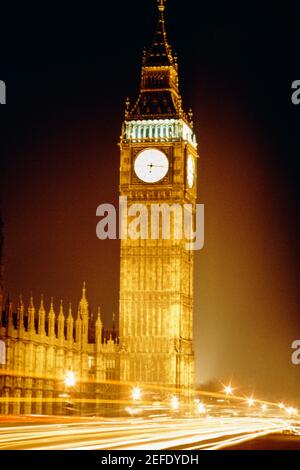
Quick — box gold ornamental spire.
[96,307,103,345]
[59,299,64,315]
[79,281,89,314]
[28,293,36,332]
[67,303,74,342]
[17,294,25,331]
[48,297,56,338]
[38,295,46,336]
[58,300,65,340]
[97,306,102,322]
[67,303,73,319]
[82,281,86,300]
[158,0,166,12]
[128,0,182,120]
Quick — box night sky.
[1,1,300,402]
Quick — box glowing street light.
[278,402,285,410]
[224,385,233,396]
[197,402,206,414]
[64,371,76,388]
[171,396,179,410]
[132,387,141,401]
[247,397,255,407]
[261,404,268,413]
[286,407,297,417]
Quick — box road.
[0,416,297,450]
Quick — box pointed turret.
[17,294,25,332]
[127,0,186,122]
[96,307,103,345]
[28,294,36,333]
[67,303,74,343]
[75,302,82,344]
[57,300,65,341]
[7,300,14,333]
[38,295,46,336]
[79,281,88,314]
[144,0,174,67]
[78,282,89,347]
[48,298,56,338]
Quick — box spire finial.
[158,0,166,13]
[82,281,86,299]
[19,293,24,308]
[68,303,73,318]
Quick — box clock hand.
[147,163,166,169]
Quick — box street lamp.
[286,407,297,417]
[224,385,233,396]
[247,397,255,407]
[261,404,267,413]
[65,371,76,388]
[197,402,206,414]
[132,387,141,401]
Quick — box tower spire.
[48,297,56,338]
[158,0,166,12]
[38,294,46,336]
[57,299,65,340]
[67,303,74,343]
[17,294,25,332]
[126,0,187,121]
[28,293,36,333]
[144,0,174,67]
[96,306,103,346]
[79,281,88,312]
[82,281,86,300]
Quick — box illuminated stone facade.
[0,286,119,415]
[0,0,198,414]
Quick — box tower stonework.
[119,0,198,392]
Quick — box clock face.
[134,149,169,183]
[187,155,195,188]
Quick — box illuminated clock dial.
[187,155,195,188]
[134,149,169,183]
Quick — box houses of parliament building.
[0,0,198,415]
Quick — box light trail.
[0,416,295,450]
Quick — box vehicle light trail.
[0,416,295,450]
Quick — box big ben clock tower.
[119,0,198,393]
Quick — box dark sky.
[1,1,300,402]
